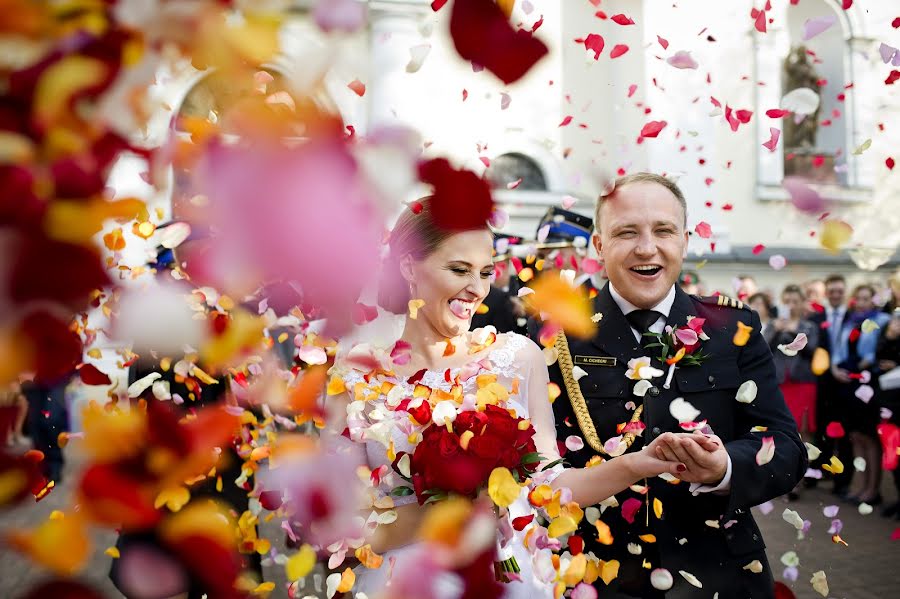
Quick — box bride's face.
[406,229,494,338]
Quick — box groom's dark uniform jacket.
[541,283,806,598]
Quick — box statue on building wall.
[782,46,820,150]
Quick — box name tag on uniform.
[573,355,617,367]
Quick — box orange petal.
[526,274,596,338]
[6,512,91,575]
[733,321,753,347]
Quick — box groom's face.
[593,182,688,309]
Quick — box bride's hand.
[625,433,687,479]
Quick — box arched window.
[755,0,873,193]
[485,152,548,191]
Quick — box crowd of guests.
[745,272,900,516]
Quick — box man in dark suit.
[807,274,853,496]
[539,173,806,598]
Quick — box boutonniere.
[644,316,711,389]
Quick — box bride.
[325,198,686,597]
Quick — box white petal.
[736,380,758,404]
[127,372,162,397]
[804,442,821,461]
[572,365,588,381]
[669,397,701,423]
[651,568,673,591]
[781,87,820,116]
[633,380,652,397]
[743,560,763,574]
[755,436,775,466]
[679,570,703,588]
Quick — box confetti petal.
[810,570,828,597]
[777,333,807,356]
[666,50,698,70]
[679,570,702,588]
[650,568,673,590]
[669,398,700,423]
[756,436,775,466]
[802,15,837,41]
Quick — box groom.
[539,173,806,598]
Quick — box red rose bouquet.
[403,404,540,505]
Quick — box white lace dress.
[329,332,561,598]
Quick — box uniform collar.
[609,282,677,317]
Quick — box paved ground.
[2,445,897,599]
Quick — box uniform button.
[648,386,660,397]
[752,533,759,541]
[652,427,661,435]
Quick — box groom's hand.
[654,431,728,485]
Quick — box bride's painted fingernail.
[676,464,686,473]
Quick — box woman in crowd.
[748,292,776,338]
[831,284,892,505]
[765,285,819,499]
[877,309,900,519]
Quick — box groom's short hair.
[595,172,687,232]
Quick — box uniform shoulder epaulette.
[695,294,748,310]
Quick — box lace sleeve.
[518,336,565,486]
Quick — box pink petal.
[783,176,825,213]
[657,35,669,50]
[674,328,699,346]
[756,436,775,466]
[768,254,787,270]
[314,0,367,33]
[666,50,698,70]
[571,583,599,599]
[581,258,601,274]
[762,127,781,152]
[565,435,585,452]
[694,222,713,239]
[803,15,837,41]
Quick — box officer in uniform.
[539,173,806,598]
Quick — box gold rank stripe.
[717,295,744,309]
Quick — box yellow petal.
[599,559,621,585]
[159,500,236,551]
[653,497,663,519]
[821,456,844,475]
[497,0,516,19]
[526,274,595,338]
[548,515,578,538]
[336,567,356,593]
[105,546,120,558]
[733,321,753,347]
[326,375,347,396]
[355,544,384,569]
[408,299,425,319]
[811,347,830,376]
[251,581,275,596]
[418,497,470,547]
[820,220,853,254]
[6,512,91,576]
[488,467,521,508]
[154,486,191,512]
[34,55,108,128]
[595,519,614,545]
[285,544,316,581]
[562,553,587,586]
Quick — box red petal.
[611,14,635,26]
[640,120,667,138]
[583,33,605,59]
[20,311,83,385]
[449,0,548,85]
[657,35,669,50]
[511,514,535,531]
[418,158,494,231]
[610,44,629,59]
[887,157,896,170]
[766,109,790,118]
[559,115,573,127]
[752,244,765,255]
[347,79,366,96]
[431,0,448,10]
[78,363,112,386]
